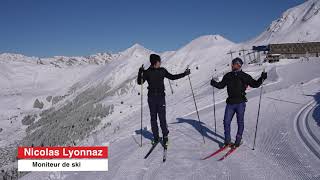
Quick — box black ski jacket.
[137,67,186,96]
[213,70,263,104]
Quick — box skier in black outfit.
[210,57,267,147]
[137,54,190,147]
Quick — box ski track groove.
[246,95,319,180]
[261,100,320,180]
[305,105,320,147]
[296,101,320,159]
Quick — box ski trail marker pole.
[140,64,144,147]
[252,68,265,150]
[187,65,205,144]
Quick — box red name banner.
[17,146,108,159]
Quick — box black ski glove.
[261,72,267,80]
[210,79,217,87]
[139,66,144,75]
[184,68,191,76]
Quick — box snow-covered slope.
[178,35,235,51]
[158,34,235,90]
[0,43,152,149]
[250,0,320,44]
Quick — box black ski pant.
[148,95,169,140]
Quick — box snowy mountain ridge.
[179,35,235,51]
[0,36,230,68]
[0,44,151,67]
[250,0,320,44]
[0,52,114,67]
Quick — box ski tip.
[163,149,167,162]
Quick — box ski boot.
[223,141,233,147]
[233,139,243,148]
[151,137,160,145]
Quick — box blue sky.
[0,0,304,57]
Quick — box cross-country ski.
[201,145,230,160]
[144,141,160,159]
[218,147,238,161]
[163,148,167,163]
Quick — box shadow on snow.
[305,91,320,126]
[312,92,320,126]
[171,118,224,147]
[135,127,153,141]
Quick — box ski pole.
[168,79,174,94]
[140,64,144,147]
[252,68,265,150]
[212,76,217,138]
[187,66,205,144]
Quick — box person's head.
[231,57,243,71]
[150,54,161,68]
